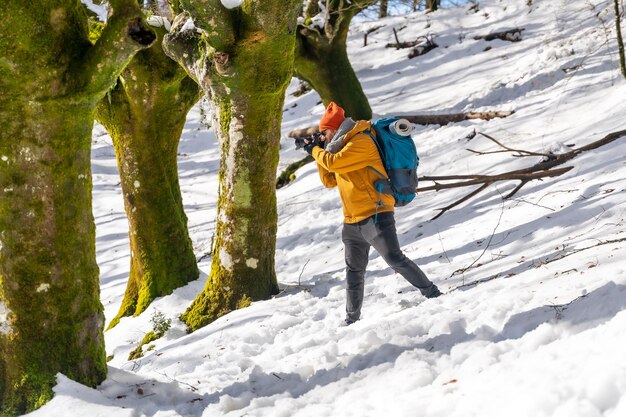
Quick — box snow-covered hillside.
[28,1,626,416]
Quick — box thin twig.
[436,227,451,264]
[542,236,626,266]
[393,28,401,49]
[155,371,199,392]
[453,236,626,290]
[509,198,556,211]
[451,189,506,283]
[298,259,311,286]
[477,131,551,157]
[504,180,528,199]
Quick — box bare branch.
[403,111,514,125]
[432,183,490,220]
[474,28,525,42]
[504,180,528,199]
[288,110,514,137]
[418,167,574,192]
[475,132,551,157]
[288,126,319,138]
[419,128,626,219]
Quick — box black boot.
[423,284,442,298]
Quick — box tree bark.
[614,0,626,79]
[427,0,439,12]
[379,0,389,18]
[164,0,301,331]
[96,28,201,329]
[294,0,377,120]
[0,1,155,415]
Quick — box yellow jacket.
[312,120,395,224]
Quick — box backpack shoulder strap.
[363,126,387,160]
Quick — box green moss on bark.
[96,29,201,329]
[167,0,300,331]
[294,1,375,120]
[0,101,107,417]
[0,1,154,415]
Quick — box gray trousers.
[342,212,436,321]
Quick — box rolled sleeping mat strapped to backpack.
[388,118,413,136]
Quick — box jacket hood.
[326,119,372,154]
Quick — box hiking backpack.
[365,118,419,207]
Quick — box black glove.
[304,142,318,155]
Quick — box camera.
[294,131,325,150]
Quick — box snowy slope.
[27,1,626,416]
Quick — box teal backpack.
[365,118,419,207]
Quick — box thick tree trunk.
[0,102,106,416]
[295,1,376,120]
[164,0,301,331]
[96,30,201,329]
[295,32,373,119]
[0,2,154,415]
[180,92,284,331]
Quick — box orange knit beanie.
[319,102,346,131]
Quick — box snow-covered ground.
[27,1,626,416]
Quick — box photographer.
[302,102,441,326]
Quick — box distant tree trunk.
[380,0,389,18]
[0,1,155,415]
[614,0,626,79]
[413,0,422,12]
[427,0,439,11]
[96,28,201,329]
[164,0,301,331]
[295,0,378,120]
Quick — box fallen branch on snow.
[287,110,514,138]
[418,128,626,219]
[474,28,525,42]
[403,111,514,126]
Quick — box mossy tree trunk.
[0,1,155,415]
[294,0,376,120]
[96,28,201,330]
[163,0,301,332]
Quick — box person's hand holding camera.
[303,131,326,155]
